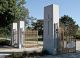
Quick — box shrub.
[38,38,43,41]
[41,49,50,56]
[0,39,10,46]
[75,35,80,39]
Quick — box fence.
[24,30,38,48]
[58,27,76,53]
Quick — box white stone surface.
[18,21,25,48]
[13,23,17,30]
[12,23,18,47]
[76,40,80,51]
[20,21,25,31]
[43,4,59,55]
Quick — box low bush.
[0,39,10,46]
[75,35,80,39]
[38,38,43,41]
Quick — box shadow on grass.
[5,49,51,58]
[5,50,80,58]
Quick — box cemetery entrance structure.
[11,4,76,55]
[43,4,76,55]
[12,23,18,47]
[12,21,25,48]
[12,21,39,48]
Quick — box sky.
[25,0,80,26]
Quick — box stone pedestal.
[43,4,59,55]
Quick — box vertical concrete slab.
[12,23,18,47]
[18,21,25,48]
[43,4,59,55]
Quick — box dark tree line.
[32,15,79,38]
[60,15,79,36]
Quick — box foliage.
[38,37,43,41]
[0,39,10,46]
[32,20,43,30]
[31,15,78,40]
[75,35,80,39]
[15,0,29,22]
[75,27,80,39]
[76,27,80,35]
[0,0,15,27]
[32,20,43,35]
[0,0,29,37]
[60,15,79,36]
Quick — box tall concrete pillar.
[12,23,18,47]
[43,4,59,55]
[18,21,25,48]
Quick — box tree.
[32,19,43,35]
[0,0,16,27]
[60,15,79,36]
[0,0,16,37]
[32,20,43,29]
[15,0,29,21]
[0,0,29,37]
[75,27,80,39]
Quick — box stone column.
[12,23,18,47]
[18,21,25,48]
[43,4,59,55]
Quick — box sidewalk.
[0,47,42,53]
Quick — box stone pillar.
[43,4,59,55]
[18,21,25,48]
[12,23,18,47]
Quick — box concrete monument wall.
[12,23,18,47]
[43,4,59,55]
[18,21,25,48]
